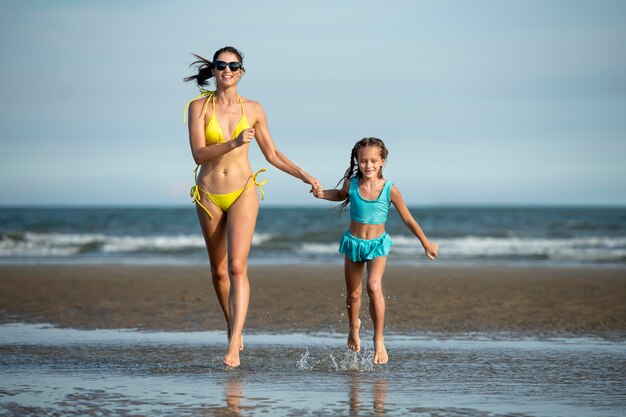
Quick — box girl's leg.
[195,203,231,339]
[344,256,365,352]
[366,256,388,364]
[223,188,260,367]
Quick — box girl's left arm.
[251,101,320,189]
[390,185,438,260]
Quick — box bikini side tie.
[251,168,268,201]
[190,166,214,219]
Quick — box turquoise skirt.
[338,230,393,262]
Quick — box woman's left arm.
[251,101,320,188]
[390,185,438,260]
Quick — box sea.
[0,205,624,267]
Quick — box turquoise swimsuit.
[349,176,393,224]
[339,177,394,262]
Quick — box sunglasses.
[214,61,242,72]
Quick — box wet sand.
[1,264,625,338]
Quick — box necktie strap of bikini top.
[183,89,214,123]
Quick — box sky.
[0,0,625,207]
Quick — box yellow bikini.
[190,166,267,219]
[185,90,268,219]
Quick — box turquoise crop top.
[349,176,393,224]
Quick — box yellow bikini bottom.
[190,168,268,219]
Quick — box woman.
[184,46,319,367]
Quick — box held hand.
[311,186,324,198]
[307,177,324,198]
[424,241,438,261]
[235,128,255,147]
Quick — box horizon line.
[1,203,625,209]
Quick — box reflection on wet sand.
[224,373,245,415]
[348,373,388,416]
[373,377,387,415]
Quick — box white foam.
[296,242,338,255]
[0,232,274,257]
[391,235,626,261]
[102,235,204,252]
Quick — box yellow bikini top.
[205,94,249,144]
[183,90,250,145]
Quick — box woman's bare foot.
[373,339,388,364]
[224,342,241,367]
[227,325,244,351]
[348,318,361,352]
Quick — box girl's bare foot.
[224,342,241,367]
[348,318,361,352]
[373,339,388,364]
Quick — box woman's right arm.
[188,99,246,165]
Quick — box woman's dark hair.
[338,137,389,215]
[183,46,245,87]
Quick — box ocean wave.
[294,235,626,262]
[295,243,339,256]
[391,235,626,261]
[0,232,274,257]
[1,231,624,264]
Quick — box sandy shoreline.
[1,264,625,338]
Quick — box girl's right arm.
[188,99,248,165]
[315,179,350,201]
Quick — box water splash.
[296,347,313,370]
[297,346,375,372]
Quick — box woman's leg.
[195,202,231,338]
[366,256,388,364]
[344,257,365,352]
[222,188,260,367]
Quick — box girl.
[184,46,320,367]
[314,137,438,364]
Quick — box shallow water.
[1,324,625,416]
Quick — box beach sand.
[1,264,624,338]
[0,265,626,338]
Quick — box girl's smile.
[358,146,384,178]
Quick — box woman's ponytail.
[183,53,214,87]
